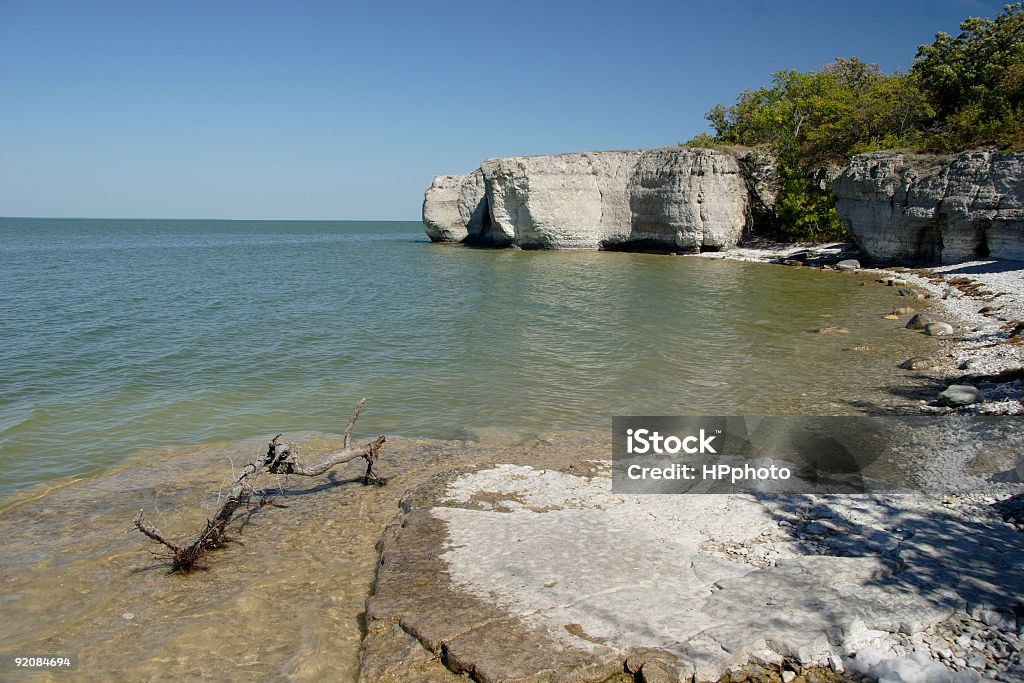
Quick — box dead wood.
[134,398,387,572]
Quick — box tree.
[705,59,931,163]
[912,3,1024,150]
[690,4,1023,240]
[696,59,932,240]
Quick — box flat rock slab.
[360,464,1024,682]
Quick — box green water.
[0,218,933,498]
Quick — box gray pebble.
[938,385,984,406]
[968,653,989,669]
[906,313,936,330]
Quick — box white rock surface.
[846,647,979,683]
[422,169,487,243]
[628,149,750,251]
[424,148,751,250]
[428,464,1024,682]
[834,151,1024,264]
[480,151,640,248]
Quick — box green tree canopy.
[705,58,931,166]
[912,2,1024,150]
[689,4,1024,240]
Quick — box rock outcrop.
[423,148,751,251]
[426,147,1024,263]
[361,463,1024,682]
[834,151,1024,264]
[422,169,487,243]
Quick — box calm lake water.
[0,218,935,498]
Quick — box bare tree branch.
[274,435,386,477]
[133,509,181,553]
[133,399,387,572]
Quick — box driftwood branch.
[133,509,180,553]
[343,397,365,448]
[134,399,387,572]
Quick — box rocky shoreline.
[4,240,1021,681]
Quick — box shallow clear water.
[0,217,935,498]
[0,218,948,680]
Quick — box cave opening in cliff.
[978,229,990,258]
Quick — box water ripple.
[0,218,937,497]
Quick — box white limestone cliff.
[425,147,1024,264]
[834,151,1024,264]
[423,148,752,251]
[421,169,487,243]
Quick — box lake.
[0,217,935,498]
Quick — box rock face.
[423,148,751,251]
[426,147,1024,262]
[421,170,487,243]
[834,151,1024,264]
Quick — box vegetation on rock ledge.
[690,3,1024,242]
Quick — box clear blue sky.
[0,0,1007,220]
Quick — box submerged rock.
[906,313,937,330]
[900,357,932,370]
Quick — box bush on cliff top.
[912,3,1024,151]
[690,3,1024,241]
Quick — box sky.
[0,0,1009,220]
